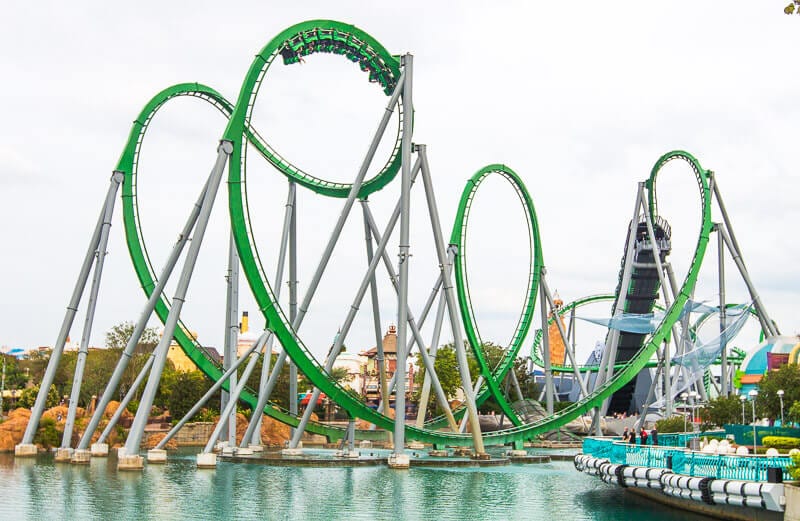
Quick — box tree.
[756,363,800,422]
[699,395,743,430]
[18,384,59,409]
[105,321,159,350]
[166,371,215,423]
[786,1,800,15]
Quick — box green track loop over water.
[120,18,715,447]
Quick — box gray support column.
[540,273,589,398]
[251,182,295,445]
[417,145,485,453]
[415,290,446,427]
[288,182,298,437]
[78,176,209,449]
[21,180,110,444]
[97,355,153,443]
[157,332,268,450]
[202,342,266,454]
[717,224,728,396]
[61,171,123,448]
[124,141,231,456]
[222,233,240,446]
[361,200,458,432]
[19,172,118,448]
[392,54,414,457]
[361,201,391,440]
[595,186,643,423]
[540,282,554,415]
[712,176,778,336]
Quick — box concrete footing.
[14,444,38,457]
[281,448,304,457]
[221,446,235,456]
[359,440,372,449]
[90,443,109,457]
[509,450,528,457]
[429,450,449,457]
[147,449,167,464]
[248,444,264,452]
[54,448,73,462]
[408,442,424,450]
[453,448,471,457]
[70,449,91,464]
[196,452,217,469]
[236,447,253,456]
[118,454,144,471]
[471,452,491,461]
[388,453,410,469]
[335,450,360,459]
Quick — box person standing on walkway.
[641,428,649,445]
[651,427,658,446]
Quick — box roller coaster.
[13,20,781,469]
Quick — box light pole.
[749,389,758,454]
[681,392,689,432]
[689,391,699,432]
[778,389,785,427]
[740,394,747,424]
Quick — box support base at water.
[509,450,528,457]
[147,449,167,464]
[196,452,217,469]
[54,448,73,462]
[471,452,491,461]
[281,448,304,457]
[248,444,264,452]
[429,450,448,457]
[359,440,372,449]
[118,454,144,471]
[335,450,360,459]
[71,449,91,464]
[14,444,38,457]
[91,443,109,457]
[236,447,253,456]
[408,442,424,450]
[388,453,410,469]
[453,448,471,457]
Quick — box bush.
[34,417,61,449]
[655,415,687,433]
[763,436,800,451]
[790,452,800,480]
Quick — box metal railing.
[582,436,792,482]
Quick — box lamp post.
[748,389,758,454]
[681,392,689,432]
[778,389,785,427]
[689,391,699,432]
[740,394,747,424]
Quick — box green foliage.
[656,415,688,433]
[790,452,800,480]
[195,408,219,423]
[553,401,574,413]
[105,321,159,350]
[786,2,800,15]
[756,363,800,422]
[763,436,800,450]
[34,417,60,449]
[18,384,59,409]
[788,401,800,425]
[166,371,214,423]
[699,396,744,430]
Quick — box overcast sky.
[0,2,797,364]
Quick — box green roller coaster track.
[120,19,715,447]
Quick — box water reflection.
[0,450,718,521]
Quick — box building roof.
[361,325,397,356]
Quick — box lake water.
[0,449,715,521]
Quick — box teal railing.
[582,436,792,482]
